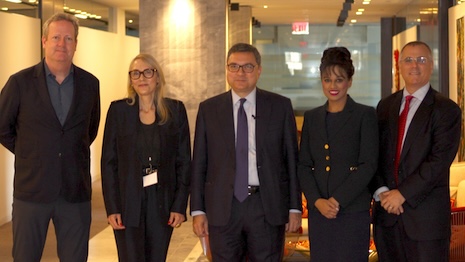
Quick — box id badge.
[143,168,158,187]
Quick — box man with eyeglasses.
[190,43,302,261]
[0,13,100,261]
[371,41,461,261]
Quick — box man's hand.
[286,212,302,233]
[193,214,209,237]
[380,190,405,215]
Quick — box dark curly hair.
[319,46,354,79]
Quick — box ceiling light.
[128,19,133,23]
[362,1,370,4]
[1,7,8,10]
[351,19,357,23]
[263,5,268,9]
[356,11,362,15]
[6,0,22,3]
[75,14,87,19]
[358,8,365,12]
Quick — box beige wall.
[0,11,139,225]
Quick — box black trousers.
[374,218,449,262]
[114,185,173,262]
[208,193,285,262]
[12,197,91,262]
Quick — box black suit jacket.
[0,60,100,203]
[190,88,301,226]
[101,98,191,227]
[371,87,461,240]
[298,96,379,213]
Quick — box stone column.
[229,5,252,47]
[139,0,228,136]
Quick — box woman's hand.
[315,198,339,219]
[168,212,185,228]
[108,213,125,230]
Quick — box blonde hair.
[127,53,169,124]
[43,13,79,40]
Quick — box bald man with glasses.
[371,41,461,262]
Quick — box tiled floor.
[0,179,309,261]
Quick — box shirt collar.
[231,88,257,106]
[44,60,74,78]
[403,82,429,102]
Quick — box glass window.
[253,24,382,113]
[125,11,139,37]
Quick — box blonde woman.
[101,54,191,261]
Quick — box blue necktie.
[234,98,248,202]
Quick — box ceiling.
[90,0,435,25]
[0,0,438,27]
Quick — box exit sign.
[292,22,309,35]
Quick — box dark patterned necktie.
[234,98,248,202]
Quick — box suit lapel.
[65,65,80,126]
[34,62,61,126]
[315,105,327,141]
[255,89,270,152]
[389,92,403,153]
[217,91,236,156]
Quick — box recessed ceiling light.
[75,14,87,19]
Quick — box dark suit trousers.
[12,197,91,262]
[114,185,173,262]
[374,218,449,262]
[208,192,285,262]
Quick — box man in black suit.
[371,41,461,261]
[0,13,100,261]
[190,43,302,261]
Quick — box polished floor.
[0,179,309,261]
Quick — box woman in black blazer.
[101,54,191,261]
[297,47,378,261]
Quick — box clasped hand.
[315,197,339,219]
[379,189,405,215]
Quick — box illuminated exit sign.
[292,22,309,35]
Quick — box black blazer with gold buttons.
[298,95,379,213]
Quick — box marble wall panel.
[140,0,228,138]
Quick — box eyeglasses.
[401,56,429,64]
[227,63,256,73]
[129,69,156,80]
